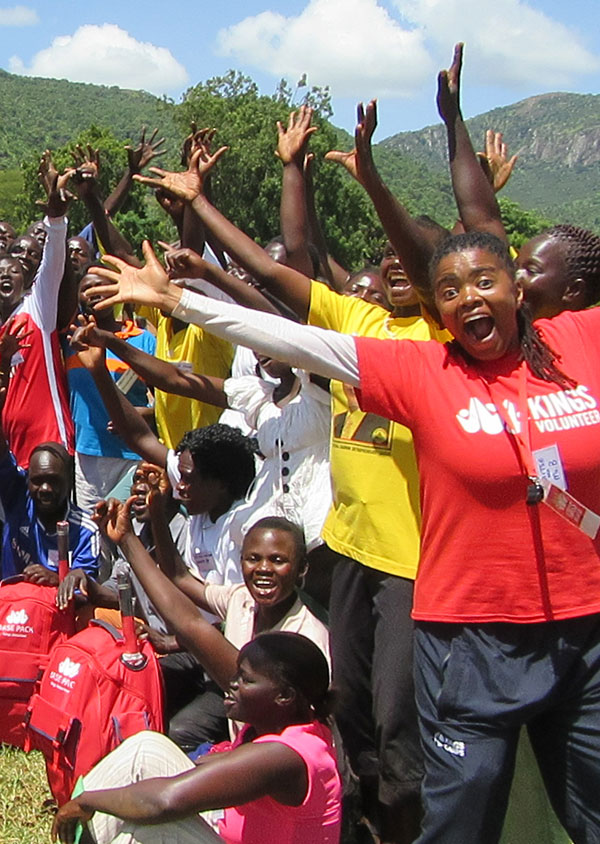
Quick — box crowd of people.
[0,41,599,844]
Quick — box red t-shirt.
[3,217,74,468]
[356,306,600,623]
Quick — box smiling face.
[380,242,419,311]
[515,234,574,320]
[28,450,70,519]
[343,269,391,311]
[0,256,25,313]
[434,247,522,361]
[241,527,304,607]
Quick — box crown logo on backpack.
[57,658,81,679]
[6,609,28,625]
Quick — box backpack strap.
[89,619,124,643]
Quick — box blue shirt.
[0,452,100,580]
[65,322,156,459]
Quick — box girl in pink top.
[52,632,341,844]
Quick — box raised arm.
[325,101,437,298]
[104,127,166,218]
[71,146,139,263]
[133,148,313,321]
[303,153,346,289]
[30,152,71,331]
[437,44,506,241]
[70,327,168,466]
[87,244,360,386]
[97,498,239,691]
[71,315,228,406]
[276,106,318,279]
[161,244,282,315]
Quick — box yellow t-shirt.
[309,282,449,578]
[141,308,233,449]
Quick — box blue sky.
[0,0,597,141]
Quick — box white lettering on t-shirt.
[456,385,599,436]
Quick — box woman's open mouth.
[463,315,494,342]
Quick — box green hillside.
[0,68,595,255]
[378,92,600,232]
[0,69,179,166]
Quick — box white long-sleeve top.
[172,288,361,389]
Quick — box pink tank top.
[218,721,341,844]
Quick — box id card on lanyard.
[483,362,600,540]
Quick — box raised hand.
[276,105,317,166]
[181,122,216,166]
[86,241,179,313]
[38,150,75,216]
[70,144,100,201]
[69,314,106,371]
[125,126,166,174]
[92,497,134,545]
[140,461,171,515]
[325,99,377,186]
[437,42,464,125]
[482,129,518,192]
[158,243,206,280]
[134,145,228,203]
[0,316,31,370]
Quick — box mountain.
[0,69,180,167]
[376,92,600,231]
[0,68,596,237]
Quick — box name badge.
[541,480,600,540]
[533,444,567,491]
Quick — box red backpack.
[24,617,164,804]
[0,576,75,748]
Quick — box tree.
[14,125,176,249]
[498,197,552,249]
[176,71,382,269]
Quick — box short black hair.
[241,632,332,721]
[176,424,256,500]
[243,516,307,566]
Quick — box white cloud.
[8,23,188,94]
[394,0,600,88]
[217,0,599,100]
[0,5,38,26]
[217,0,433,98]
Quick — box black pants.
[415,617,600,843]
[329,553,423,805]
[159,651,227,752]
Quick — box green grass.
[0,744,53,843]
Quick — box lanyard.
[481,361,543,504]
[480,363,600,539]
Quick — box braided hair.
[543,224,600,307]
[429,231,576,389]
